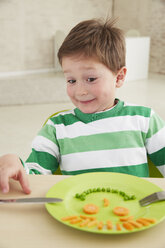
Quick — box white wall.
[114,0,165,74]
[0,0,164,75]
[0,0,112,73]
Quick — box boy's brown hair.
[58,18,126,74]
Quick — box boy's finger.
[0,175,9,194]
[18,171,31,194]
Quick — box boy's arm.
[24,120,60,175]
[146,111,165,177]
[0,117,60,193]
[0,154,31,194]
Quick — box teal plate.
[45,172,165,234]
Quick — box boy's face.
[62,56,124,113]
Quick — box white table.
[0,175,164,248]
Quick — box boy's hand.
[0,154,31,194]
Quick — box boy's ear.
[116,67,127,88]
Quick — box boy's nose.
[76,82,88,96]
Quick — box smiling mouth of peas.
[74,187,136,201]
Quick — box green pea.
[75,186,136,202]
[80,194,86,199]
[120,191,126,196]
[93,188,97,192]
[106,188,110,192]
[130,195,136,200]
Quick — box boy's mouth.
[79,99,95,104]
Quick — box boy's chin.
[78,107,98,114]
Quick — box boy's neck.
[96,98,119,114]
[76,98,119,115]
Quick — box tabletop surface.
[0,175,164,248]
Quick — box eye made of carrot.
[113,206,129,216]
[83,204,99,214]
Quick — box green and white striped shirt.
[25,100,165,177]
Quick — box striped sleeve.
[24,120,60,175]
[145,110,165,177]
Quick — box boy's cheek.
[66,86,73,97]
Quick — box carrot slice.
[128,220,142,228]
[97,221,104,230]
[120,216,133,222]
[79,219,90,227]
[140,218,156,224]
[113,206,129,216]
[116,222,122,231]
[61,216,78,221]
[136,218,150,226]
[70,218,82,224]
[83,204,99,214]
[123,222,134,231]
[103,198,109,207]
[80,215,96,220]
[107,220,113,230]
[87,220,98,227]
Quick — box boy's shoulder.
[49,109,74,118]
[120,101,153,118]
[46,109,76,126]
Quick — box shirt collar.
[74,99,123,123]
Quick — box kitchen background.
[0,0,165,159]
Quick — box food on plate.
[87,220,98,227]
[103,198,109,207]
[106,220,113,230]
[70,218,82,224]
[61,190,156,233]
[136,218,152,226]
[80,215,96,220]
[116,222,122,231]
[128,220,142,228]
[61,215,78,221]
[113,206,129,216]
[61,214,157,232]
[140,217,156,224]
[97,221,104,230]
[83,203,99,214]
[79,219,90,227]
[75,187,136,201]
[120,216,134,222]
[122,222,134,231]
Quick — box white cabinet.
[125,37,150,81]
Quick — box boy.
[0,18,165,194]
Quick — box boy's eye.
[67,79,76,84]
[87,77,97,82]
